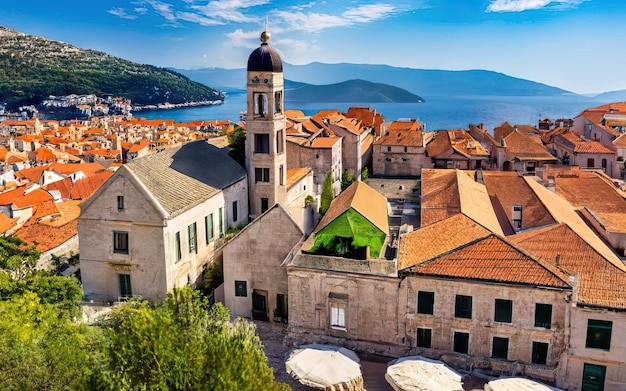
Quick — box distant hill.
[176,62,573,98]
[592,90,626,102]
[0,26,222,108]
[284,79,424,103]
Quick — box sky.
[0,0,624,95]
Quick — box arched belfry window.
[254,92,268,118]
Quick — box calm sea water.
[138,93,607,132]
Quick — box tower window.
[255,134,270,153]
[274,91,282,114]
[254,93,268,117]
[255,167,270,182]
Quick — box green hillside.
[0,26,222,108]
[284,79,424,103]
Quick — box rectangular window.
[276,129,284,153]
[117,195,124,211]
[188,223,197,253]
[492,337,509,359]
[113,231,129,254]
[417,291,434,315]
[205,214,214,244]
[279,164,284,186]
[218,207,224,237]
[329,293,348,330]
[232,201,238,223]
[119,274,132,298]
[175,231,181,262]
[255,167,270,183]
[274,91,282,115]
[586,319,612,350]
[532,341,549,365]
[235,280,247,297]
[455,295,472,319]
[535,303,552,329]
[254,134,270,153]
[261,198,269,213]
[494,299,512,323]
[453,332,470,354]
[416,328,432,348]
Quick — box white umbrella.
[286,344,362,390]
[385,356,464,391]
[486,377,564,391]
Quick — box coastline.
[132,99,224,112]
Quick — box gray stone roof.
[125,140,246,218]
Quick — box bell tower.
[245,24,287,218]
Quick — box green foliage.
[320,170,334,215]
[361,167,369,181]
[93,287,289,391]
[341,169,355,191]
[0,291,97,391]
[227,126,246,167]
[0,32,221,108]
[304,194,315,207]
[203,258,224,291]
[0,236,83,319]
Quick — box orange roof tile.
[510,224,626,309]
[375,129,424,147]
[14,165,48,184]
[310,136,341,148]
[398,214,491,270]
[0,212,19,234]
[14,219,77,252]
[503,130,557,161]
[43,177,73,199]
[70,171,113,200]
[286,167,311,188]
[13,188,54,209]
[409,234,571,289]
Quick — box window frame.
[494,298,513,323]
[453,331,470,354]
[254,133,270,154]
[232,201,238,223]
[455,294,472,319]
[175,231,182,262]
[218,207,224,237]
[235,280,247,297]
[113,231,129,255]
[117,195,124,211]
[534,303,552,329]
[255,167,270,183]
[586,319,612,351]
[205,213,214,244]
[188,222,197,254]
[261,198,269,213]
[531,341,549,365]
[118,273,132,299]
[329,293,348,331]
[417,291,435,315]
[492,336,509,359]
[416,328,432,348]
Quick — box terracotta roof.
[398,214,491,270]
[613,133,626,147]
[48,162,105,177]
[555,175,626,232]
[285,110,307,119]
[14,165,48,183]
[482,171,556,232]
[28,198,60,222]
[408,234,571,289]
[43,177,73,199]
[70,171,114,200]
[287,167,312,188]
[503,130,557,161]
[0,186,25,206]
[314,181,388,234]
[14,218,77,252]
[375,129,424,147]
[0,146,8,161]
[0,212,19,234]
[344,106,385,131]
[510,224,626,310]
[420,169,461,226]
[310,136,341,149]
[573,141,615,154]
[360,133,373,155]
[13,188,54,209]
[493,122,516,141]
[35,148,56,162]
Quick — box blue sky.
[1,0,624,94]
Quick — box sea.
[137,92,608,132]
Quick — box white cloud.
[108,8,138,20]
[134,7,149,14]
[147,0,177,21]
[486,0,587,12]
[226,28,262,49]
[191,0,270,23]
[274,3,398,32]
[176,11,225,25]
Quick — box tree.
[0,291,96,391]
[93,287,289,391]
[340,169,354,191]
[361,166,369,181]
[227,125,246,167]
[320,169,334,215]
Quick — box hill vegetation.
[284,79,424,103]
[0,26,222,109]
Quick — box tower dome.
[247,28,282,73]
